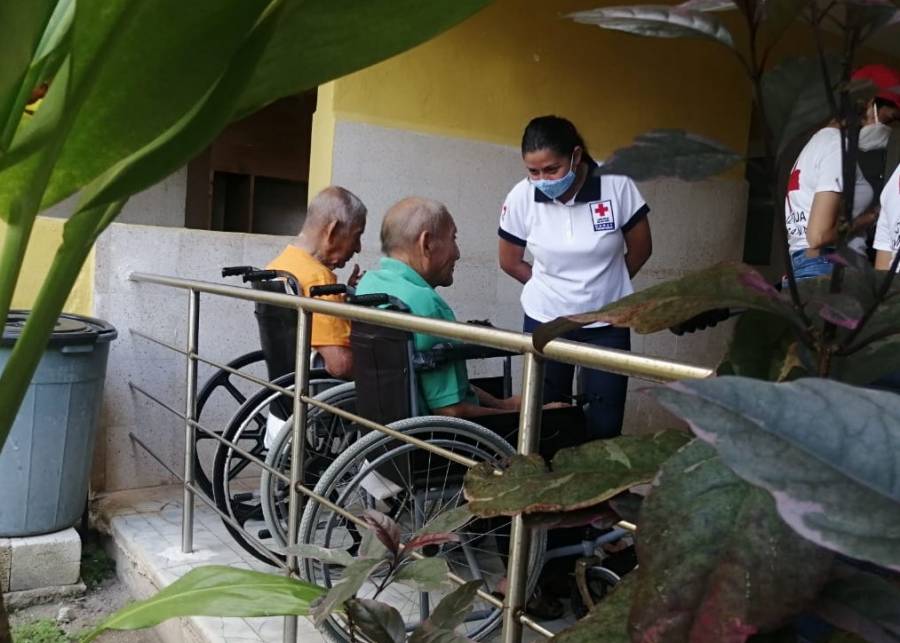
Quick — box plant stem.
[0,200,123,450]
[0,214,38,329]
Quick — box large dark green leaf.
[760,56,840,157]
[464,432,690,517]
[629,441,833,642]
[831,338,900,386]
[595,129,742,182]
[651,377,900,569]
[532,262,800,350]
[9,1,490,212]
[568,5,736,49]
[551,574,635,643]
[81,566,324,641]
[345,599,406,643]
[234,1,489,117]
[814,563,900,643]
[73,0,283,212]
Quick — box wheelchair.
[193,266,358,564]
[293,309,608,641]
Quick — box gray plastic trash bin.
[0,311,117,537]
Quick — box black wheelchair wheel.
[211,370,341,565]
[194,350,267,499]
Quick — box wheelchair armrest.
[414,342,515,371]
[222,265,256,278]
[347,293,409,312]
[243,269,278,283]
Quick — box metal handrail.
[126,270,712,643]
[130,272,713,382]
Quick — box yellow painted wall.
[0,216,94,315]
[309,0,900,195]
[309,0,753,190]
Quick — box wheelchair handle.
[309,284,348,297]
[222,265,255,278]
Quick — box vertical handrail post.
[502,352,544,643]
[283,307,312,643]
[182,289,200,553]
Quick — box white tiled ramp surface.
[94,485,325,643]
[94,485,566,643]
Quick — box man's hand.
[542,401,570,410]
[348,263,365,288]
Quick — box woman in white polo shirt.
[498,115,652,440]
[874,163,900,271]
[784,64,900,280]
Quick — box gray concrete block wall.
[93,223,291,492]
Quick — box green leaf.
[234,0,491,117]
[629,441,833,642]
[651,377,900,570]
[832,338,900,386]
[424,580,483,631]
[311,557,385,626]
[717,310,808,381]
[394,558,451,592]
[595,129,742,182]
[464,432,690,517]
[409,625,472,643]
[533,262,799,350]
[280,543,355,567]
[413,504,473,538]
[0,1,57,149]
[81,565,324,641]
[345,599,406,643]
[759,1,810,49]
[568,5,736,49]
[551,574,635,643]
[761,56,841,157]
[814,563,900,642]
[363,510,402,556]
[676,0,736,11]
[74,1,283,212]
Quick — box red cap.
[852,64,900,106]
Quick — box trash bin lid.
[2,310,118,347]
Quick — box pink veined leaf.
[738,270,779,298]
[819,304,861,329]
[404,532,461,552]
[362,510,402,555]
[823,252,850,267]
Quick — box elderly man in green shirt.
[355,197,522,417]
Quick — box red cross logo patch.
[788,168,801,192]
[589,200,615,231]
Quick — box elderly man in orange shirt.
[267,186,367,379]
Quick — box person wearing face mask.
[498,115,652,440]
[784,64,900,280]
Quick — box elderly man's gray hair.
[381,197,453,255]
[305,186,367,229]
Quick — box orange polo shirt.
[266,246,351,348]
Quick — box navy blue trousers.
[524,315,630,440]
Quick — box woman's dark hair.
[875,97,898,111]
[521,115,591,161]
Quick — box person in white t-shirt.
[784,64,900,280]
[874,164,900,272]
[498,116,652,440]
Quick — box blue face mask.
[530,154,577,200]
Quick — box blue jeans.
[524,315,630,440]
[790,250,834,281]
